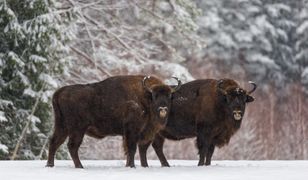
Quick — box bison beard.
[138,78,257,167]
[46,75,181,168]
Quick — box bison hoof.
[46,163,54,167]
[126,164,136,168]
[197,162,204,166]
[162,163,170,167]
[75,165,84,168]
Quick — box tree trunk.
[268,85,276,159]
[297,83,306,159]
[10,85,45,160]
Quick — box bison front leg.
[152,134,170,167]
[138,142,151,167]
[205,144,215,166]
[124,128,138,168]
[197,125,206,166]
[67,132,85,168]
[196,135,206,166]
[196,124,212,166]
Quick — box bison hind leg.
[46,128,68,167]
[67,131,86,168]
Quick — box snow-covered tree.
[60,0,199,84]
[0,0,72,160]
[296,0,308,92]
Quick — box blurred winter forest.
[0,0,307,161]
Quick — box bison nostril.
[233,110,242,114]
[158,107,168,111]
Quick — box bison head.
[218,79,257,122]
[143,76,181,126]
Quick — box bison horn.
[143,76,153,93]
[247,81,257,94]
[171,77,182,93]
[218,79,227,95]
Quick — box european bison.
[138,78,257,167]
[46,75,181,168]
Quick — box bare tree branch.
[70,46,112,76]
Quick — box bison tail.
[52,89,66,132]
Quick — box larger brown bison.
[46,75,181,168]
[138,78,257,167]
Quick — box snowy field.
[1,160,308,180]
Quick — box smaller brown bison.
[138,78,257,167]
[46,75,181,168]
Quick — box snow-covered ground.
[1,160,307,180]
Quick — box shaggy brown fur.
[138,78,256,167]
[46,75,180,168]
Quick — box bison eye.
[224,95,231,103]
[151,93,157,100]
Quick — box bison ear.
[246,95,255,103]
